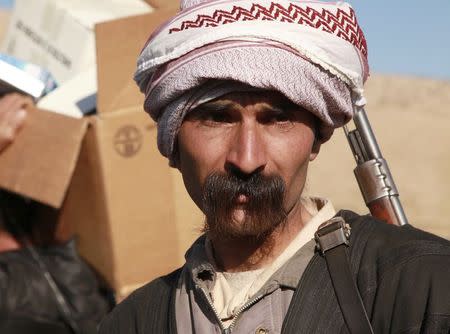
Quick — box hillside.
[307,74,450,238]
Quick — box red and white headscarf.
[135,0,369,165]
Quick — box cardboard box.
[1,0,153,83]
[0,6,203,299]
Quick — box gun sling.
[315,217,374,334]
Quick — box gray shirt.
[175,237,316,334]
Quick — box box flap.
[95,7,177,114]
[0,108,88,208]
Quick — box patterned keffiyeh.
[135,0,369,165]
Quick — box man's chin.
[231,208,246,225]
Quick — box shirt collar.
[184,197,336,291]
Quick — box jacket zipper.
[192,251,320,334]
[198,286,227,333]
[198,284,268,334]
[225,294,265,333]
[223,255,319,333]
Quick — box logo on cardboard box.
[114,125,142,158]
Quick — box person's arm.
[0,93,33,152]
[0,93,34,251]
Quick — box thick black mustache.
[202,172,286,208]
[201,171,287,240]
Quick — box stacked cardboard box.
[0,2,204,300]
[2,0,154,83]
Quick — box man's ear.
[309,140,321,161]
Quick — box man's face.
[177,91,320,240]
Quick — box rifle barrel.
[353,107,382,160]
[345,107,409,226]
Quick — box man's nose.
[225,122,267,176]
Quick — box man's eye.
[272,114,291,122]
[262,112,292,124]
[201,112,233,123]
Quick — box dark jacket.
[99,211,450,333]
[0,239,110,334]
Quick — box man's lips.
[236,194,249,204]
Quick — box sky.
[1,0,449,81]
[0,0,11,8]
[345,0,450,81]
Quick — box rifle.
[344,106,408,226]
[315,106,408,334]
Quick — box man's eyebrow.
[259,104,284,114]
[190,98,301,115]
[193,100,237,113]
[259,100,299,114]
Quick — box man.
[100,0,450,333]
[0,93,32,253]
[0,93,110,332]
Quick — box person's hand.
[0,93,34,153]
